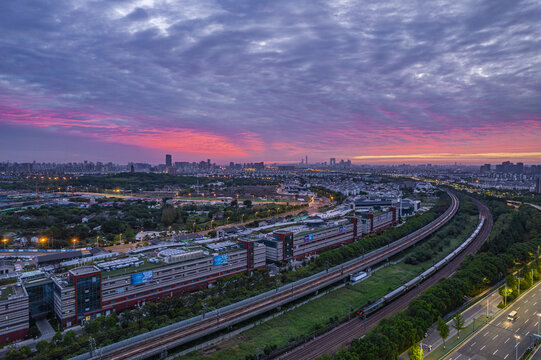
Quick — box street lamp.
[1,238,8,249]
[71,238,78,248]
[39,237,47,248]
[514,334,520,360]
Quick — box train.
[358,216,485,317]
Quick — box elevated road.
[276,195,492,360]
[74,191,459,360]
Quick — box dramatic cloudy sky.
[1,0,540,164]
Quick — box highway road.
[443,280,541,360]
[423,286,503,351]
[76,192,459,360]
[276,195,492,360]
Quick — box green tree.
[161,207,177,226]
[437,316,449,349]
[243,199,252,208]
[452,313,466,339]
[407,343,423,360]
[123,225,136,241]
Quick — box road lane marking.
[470,341,476,347]
[526,331,530,336]
[492,334,498,340]
[483,331,489,336]
[493,349,498,355]
[525,318,530,323]
[504,354,509,359]
[480,345,486,350]
[505,337,510,343]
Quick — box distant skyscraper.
[305,155,308,165]
[480,164,491,173]
[536,177,541,193]
[330,158,336,166]
[165,154,172,167]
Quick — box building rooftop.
[36,250,83,264]
[69,265,100,277]
[0,284,26,300]
[0,286,14,300]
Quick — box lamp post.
[1,238,8,250]
[514,334,520,360]
[40,237,47,248]
[71,238,78,249]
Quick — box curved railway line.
[276,195,493,360]
[77,191,460,360]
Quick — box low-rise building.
[0,284,29,345]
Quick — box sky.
[1,0,540,165]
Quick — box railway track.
[276,195,492,360]
[76,191,459,360]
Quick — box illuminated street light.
[71,238,78,248]
[2,238,8,249]
[514,334,520,360]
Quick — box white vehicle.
[507,310,518,321]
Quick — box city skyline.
[1,1,540,164]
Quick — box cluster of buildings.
[0,188,422,344]
[480,161,541,174]
[0,239,266,343]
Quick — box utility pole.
[89,337,96,357]
[514,334,520,360]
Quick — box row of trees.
[405,198,478,265]
[317,199,541,360]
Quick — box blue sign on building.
[304,233,314,242]
[213,254,229,266]
[131,270,153,285]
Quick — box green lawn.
[178,205,477,360]
[0,286,15,300]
